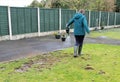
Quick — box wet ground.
[0,33,120,62]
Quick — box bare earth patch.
[0,67,6,71]
[98,70,106,75]
[15,54,62,73]
[85,64,94,70]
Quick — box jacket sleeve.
[83,17,90,34]
[66,18,74,27]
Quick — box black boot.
[74,46,78,57]
[78,46,82,56]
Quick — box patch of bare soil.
[15,54,61,73]
[98,70,106,75]
[85,64,94,70]
[0,66,6,71]
[81,54,91,61]
[15,60,34,73]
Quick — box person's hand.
[66,24,70,35]
[66,27,69,35]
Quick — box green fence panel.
[11,7,18,35]
[44,9,50,32]
[101,11,108,26]
[0,6,9,36]
[116,13,120,25]
[116,0,120,7]
[49,9,56,31]
[17,8,25,34]
[40,9,45,32]
[90,11,99,27]
[1,6,120,37]
[31,8,38,32]
[11,7,38,35]
[24,8,32,33]
[61,9,76,29]
[109,12,115,25]
[85,10,89,25]
[40,8,59,32]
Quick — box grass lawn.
[87,28,120,40]
[0,44,120,82]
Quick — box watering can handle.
[66,27,69,35]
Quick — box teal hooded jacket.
[67,13,90,35]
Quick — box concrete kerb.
[0,26,120,41]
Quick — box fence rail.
[0,6,120,41]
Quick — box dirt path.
[0,34,120,62]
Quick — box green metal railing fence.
[109,12,115,26]
[101,11,108,26]
[11,7,38,35]
[90,11,99,27]
[0,6,9,36]
[116,12,120,25]
[40,8,59,32]
[0,6,120,40]
[84,10,89,23]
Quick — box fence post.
[37,7,40,36]
[88,10,91,27]
[107,12,110,26]
[114,12,116,26]
[8,6,12,40]
[59,8,61,33]
[99,11,101,29]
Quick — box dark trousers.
[74,35,85,46]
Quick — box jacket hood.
[74,13,84,19]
